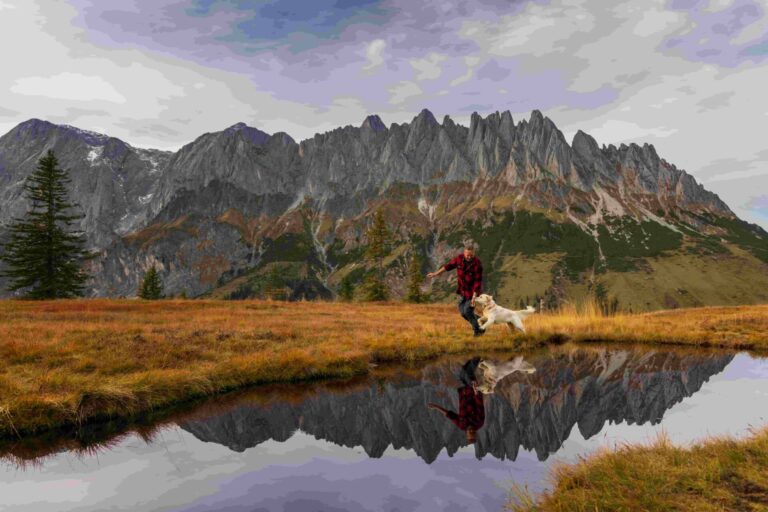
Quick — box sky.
[0,0,766,228]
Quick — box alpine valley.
[1,109,766,310]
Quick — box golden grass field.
[509,427,768,512]
[0,299,765,440]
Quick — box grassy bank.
[509,427,768,512]
[0,300,766,439]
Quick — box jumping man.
[426,241,484,336]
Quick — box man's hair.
[463,240,477,252]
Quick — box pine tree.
[363,273,388,301]
[338,274,354,302]
[363,209,391,302]
[405,251,426,303]
[138,266,163,300]
[0,150,93,298]
[263,265,286,300]
[365,209,391,269]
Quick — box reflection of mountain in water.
[180,348,733,463]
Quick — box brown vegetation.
[0,300,765,439]
[509,427,768,512]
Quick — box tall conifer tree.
[363,209,391,301]
[405,251,426,303]
[0,150,92,298]
[338,274,355,302]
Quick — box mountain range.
[0,110,766,309]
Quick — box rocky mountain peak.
[222,122,271,145]
[7,118,111,147]
[271,132,296,146]
[572,129,601,157]
[414,108,438,126]
[361,114,387,132]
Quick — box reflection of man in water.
[427,357,485,443]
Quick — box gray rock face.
[0,111,741,297]
[0,119,172,248]
[144,109,731,222]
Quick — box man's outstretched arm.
[426,266,446,278]
[427,256,460,278]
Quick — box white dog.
[473,294,536,334]
[476,357,536,394]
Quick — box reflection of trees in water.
[181,348,734,463]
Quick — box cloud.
[11,72,127,103]
[589,119,679,143]
[476,60,511,81]
[449,56,480,86]
[0,106,20,118]
[0,0,765,228]
[696,91,735,111]
[388,81,422,105]
[661,0,768,66]
[744,195,768,219]
[409,53,447,80]
[363,39,386,72]
[707,168,768,182]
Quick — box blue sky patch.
[187,0,388,52]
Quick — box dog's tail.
[515,305,537,319]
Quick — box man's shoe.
[473,330,485,337]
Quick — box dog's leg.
[478,313,491,330]
[511,316,526,334]
[506,322,515,333]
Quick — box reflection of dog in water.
[427,356,537,442]
[475,357,536,394]
[473,294,536,334]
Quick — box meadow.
[509,427,768,512]
[1,299,766,439]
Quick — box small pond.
[1,344,767,511]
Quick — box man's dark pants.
[458,296,481,334]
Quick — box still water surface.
[1,344,767,512]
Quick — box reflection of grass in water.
[509,427,768,512]
[0,349,520,466]
[0,300,766,442]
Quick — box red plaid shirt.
[445,385,485,431]
[444,254,483,299]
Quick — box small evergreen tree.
[338,274,354,302]
[138,266,163,299]
[365,209,391,269]
[405,251,426,303]
[263,265,286,300]
[363,273,388,301]
[0,150,93,298]
[363,209,392,302]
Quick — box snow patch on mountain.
[87,146,103,165]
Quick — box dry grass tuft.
[508,427,768,512]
